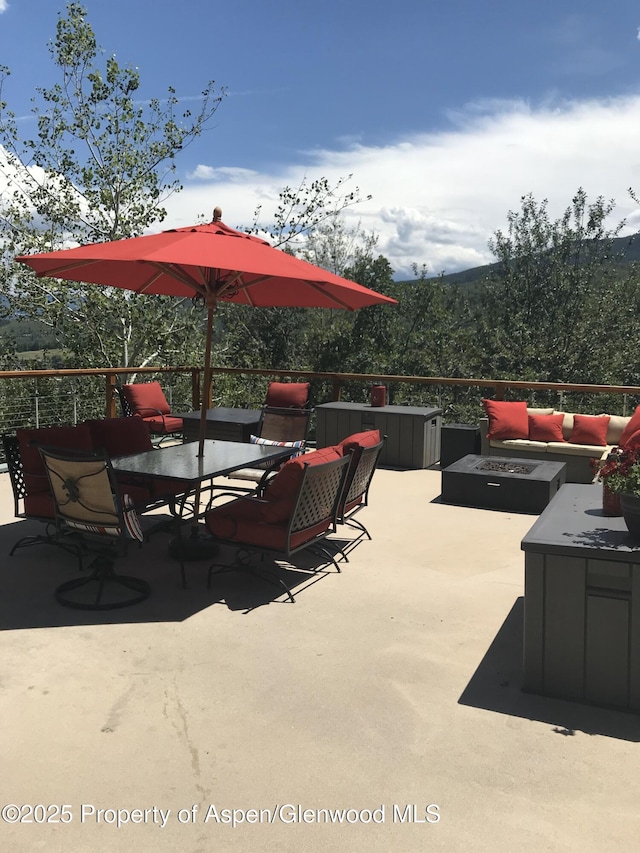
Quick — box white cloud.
[187,164,258,182]
[0,1,8,12]
[166,95,640,278]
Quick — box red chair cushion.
[261,446,342,523]
[619,406,640,446]
[265,381,310,409]
[335,429,381,456]
[122,382,171,416]
[482,399,529,440]
[24,491,55,519]
[85,417,153,457]
[141,414,183,434]
[17,424,93,494]
[206,496,330,550]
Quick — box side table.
[440,423,481,468]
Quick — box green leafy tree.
[0,2,223,369]
[476,189,628,384]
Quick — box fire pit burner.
[477,460,538,475]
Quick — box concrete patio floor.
[1,466,639,852]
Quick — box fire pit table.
[441,454,566,513]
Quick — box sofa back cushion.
[603,414,631,446]
[85,417,153,458]
[121,382,170,417]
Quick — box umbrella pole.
[169,302,219,569]
[198,302,216,458]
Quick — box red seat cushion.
[528,413,565,442]
[265,381,310,409]
[260,446,342,523]
[205,496,330,550]
[141,414,183,434]
[86,417,153,457]
[122,382,171,416]
[17,424,94,495]
[570,414,610,446]
[482,399,529,440]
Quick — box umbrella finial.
[212,206,222,222]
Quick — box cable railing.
[1,365,640,443]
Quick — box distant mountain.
[397,233,640,287]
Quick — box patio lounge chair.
[117,381,183,443]
[205,449,351,602]
[39,446,151,610]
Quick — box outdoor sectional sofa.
[479,402,632,484]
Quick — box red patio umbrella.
[16,208,397,456]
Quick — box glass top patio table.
[111,439,294,483]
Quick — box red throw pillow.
[619,405,640,446]
[265,381,310,409]
[482,399,529,440]
[528,413,565,442]
[570,414,610,446]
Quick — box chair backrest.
[39,447,143,543]
[258,406,312,443]
[116,384,134,418]
[338,438,384,519]
[288,454,351,538]
[2,433,26,518]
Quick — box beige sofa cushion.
[599,413,630,446]
[547,441,609,459]
[489,438,547,451]
[553,411,574,441]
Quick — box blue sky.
[2,0,640,277]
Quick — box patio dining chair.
[39,446,151,610]
[224,404,313,489]
[2,433,85,568]
[117,381,183,444]
[334,434,385,552]
[205,450,351,602]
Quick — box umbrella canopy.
[17,213,397,310]
[16,209,397,455]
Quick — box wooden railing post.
[332,377,342,401]
[192,368,201,410]
[105,372,117,418]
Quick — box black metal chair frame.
[2,434,86,569]
[333,438,385,560]
[208,453,351,602]
[40,446,151,611]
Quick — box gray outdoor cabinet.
[315,402,442,469]
[521,484,640,712]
